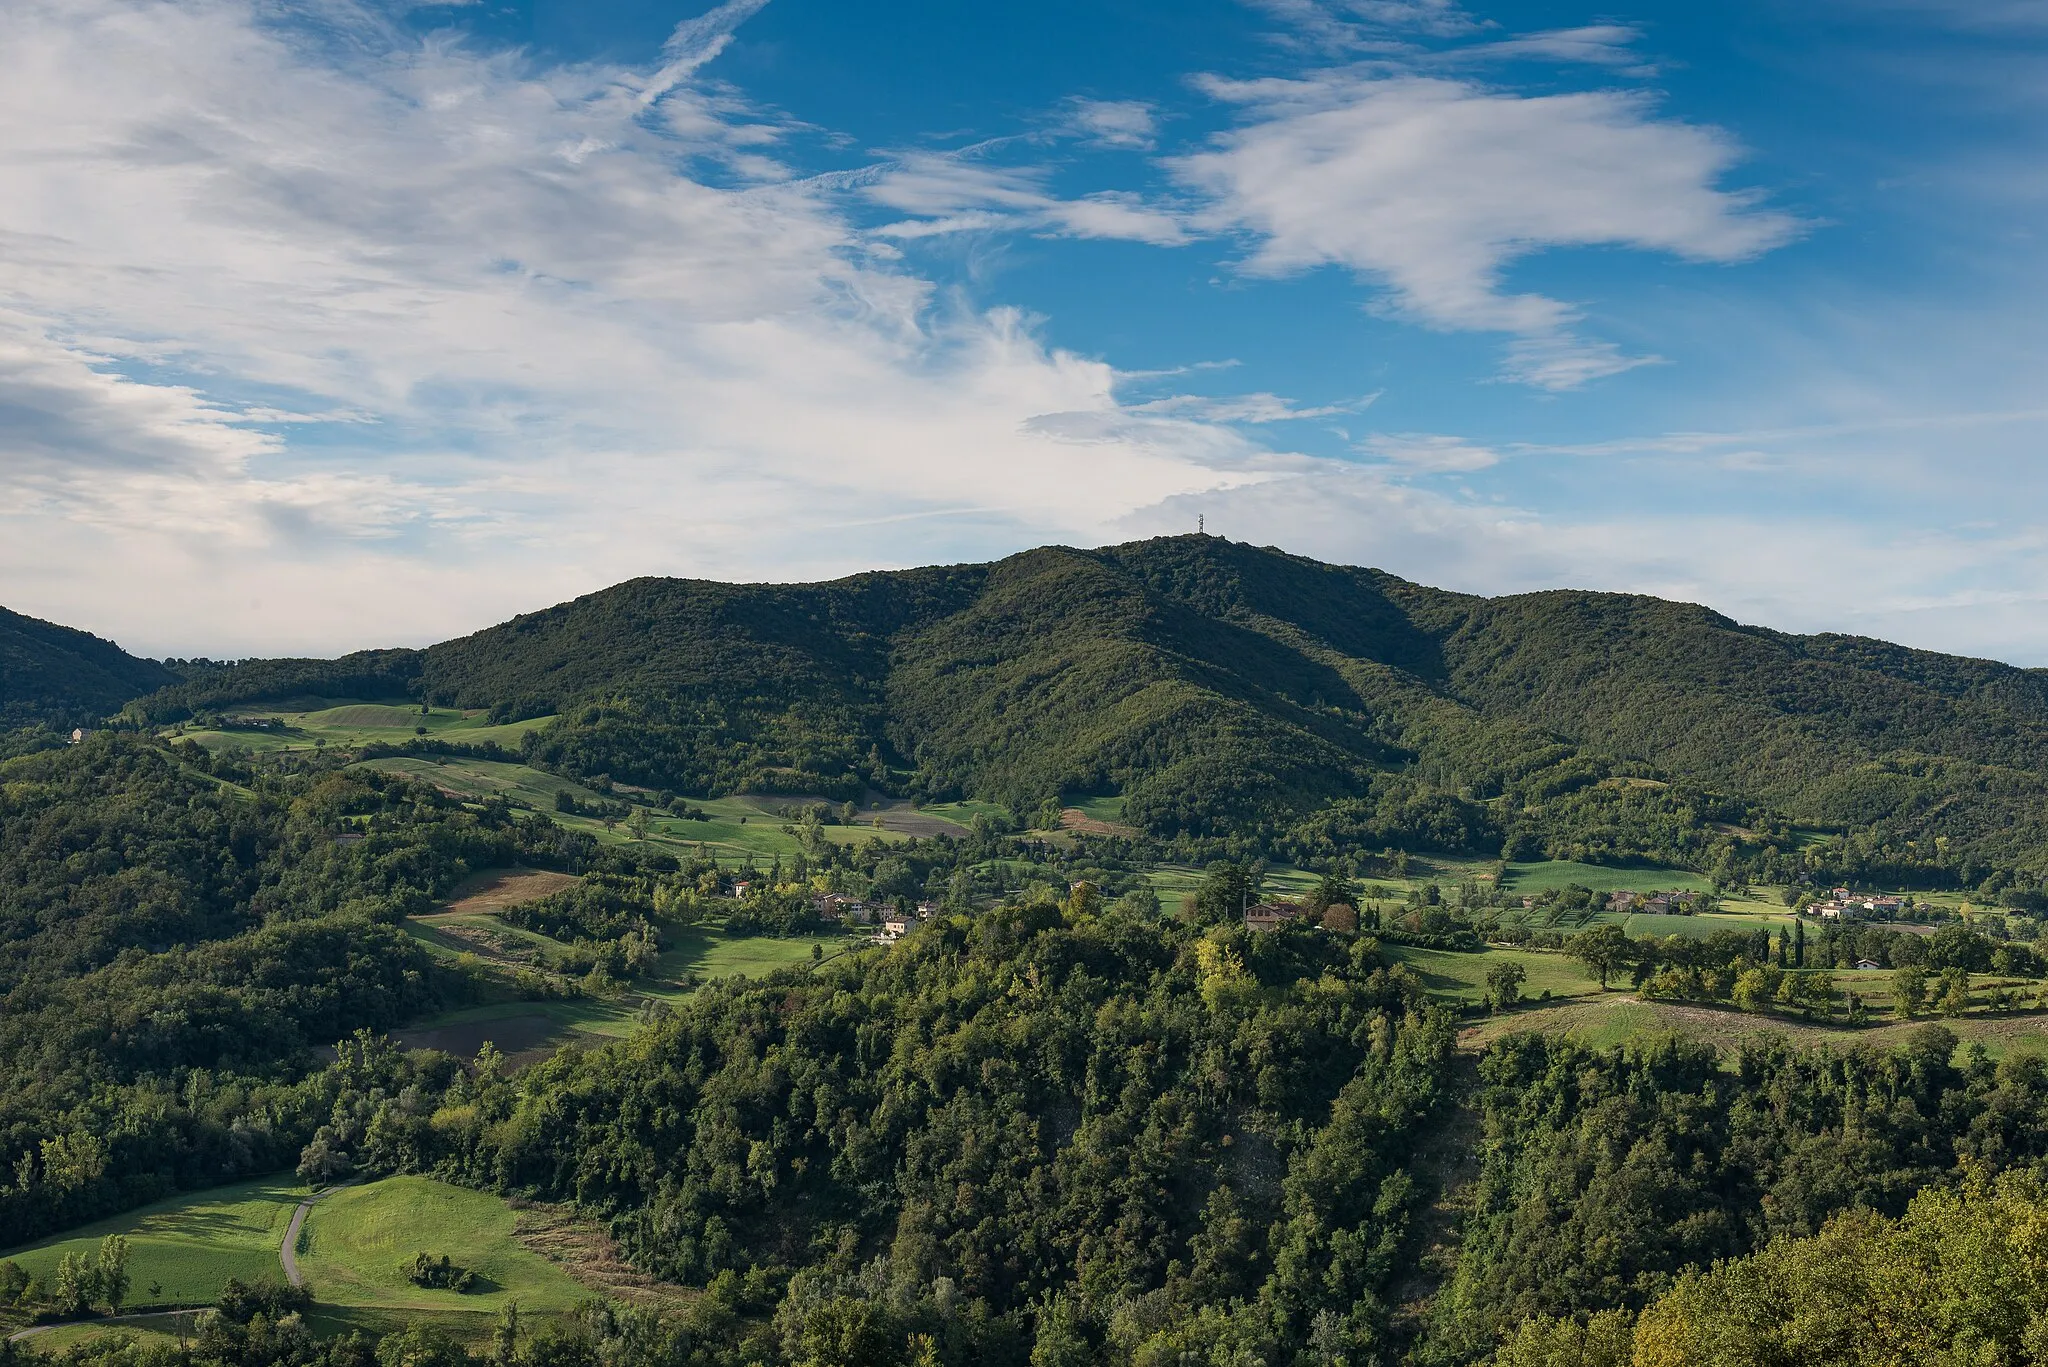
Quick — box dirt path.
[281,1182,356,1288]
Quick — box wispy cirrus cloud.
[1061,98,1161,150]
[0,0,1256,654]
[861,152,1189,244]
[1172,72,1802,387]
[1128,391,1368,423]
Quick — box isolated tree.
[96,1236,129,1315]
[1194,862,1260,924]
[1570,923,1632,989]
[1485,960,1527,1013]
[1893,965,1928,1018]
[52,1251,97,1317]
[1309,869,1355,915]
[493,1299,520,1366]
[1939,968,1972,1017]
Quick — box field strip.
[8,1309,205,1343]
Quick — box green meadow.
[2,1175,303,1307]
[1498,859,1711,896]
[294,1177,586,1319]
[173,700,553,756]
[1380,944,1600,1003]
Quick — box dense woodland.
[0,738,596,1246]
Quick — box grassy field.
[22,1314,198,1353]
[1382,944,1601,1003]
[649,924,851,993]
[1500,860,1711,895]
[358,756,914,866]
[1,1175,303,1307]
[173,700,553,756]
[1461,989,2048,1060]
[295,1178,587,1318]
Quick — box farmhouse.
[880,911,920,941]
[1245,901,1304,933]
[816,892,870,923]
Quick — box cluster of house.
[1606,890,1706,914]
[809,891,939,941]
[1808,888,1904,922]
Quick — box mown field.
[3,1175,607,1352]
[295,1177,587,1328]
[1461,985,2048,1060]
[173,700,553,756]
[2,1175,302,1308]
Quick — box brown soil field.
[1061,807,1139,838]
[393,1012,566,1064]
[435,868,579,916]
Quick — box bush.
[402,1254,477,1293]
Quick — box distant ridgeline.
[0,605,174,731]
[45,535,2048,886]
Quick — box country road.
[281,1182,355,1288]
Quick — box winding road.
[279,1181,354,1288]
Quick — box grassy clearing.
[1500,860,1710,895]
[1458,978,2048,1059]
[648,924,850,995]
[23,1314,199,1354]
[2,1175,303,1307]
[295,1177,587,1316]
[1068,795,1126,823]
[1620,911,1782,939]
[1381,945,1600,1003]
[173,700,554,756]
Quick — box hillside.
[120,536,2048,880]
[0,605,175,729]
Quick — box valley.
[8,537,2048,1367]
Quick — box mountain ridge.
[0,604,176,730]
[27,534,2048,878]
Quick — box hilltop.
[19,534,2048,880]
[0,605,175,730]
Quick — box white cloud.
[1172,73,1801,387]
[1358,432,1500,470]
[1129,392,1365,423]
[1251,0,1481,46]
[1451,25,1651,69]
[1063,98,1159,150]
[862,154,1189,245]
[0,0,1235,654]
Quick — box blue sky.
[2,0,2046,661]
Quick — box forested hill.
[125,536,2048,876]
[0,605,174,729]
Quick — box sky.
[3,0,2047,663]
